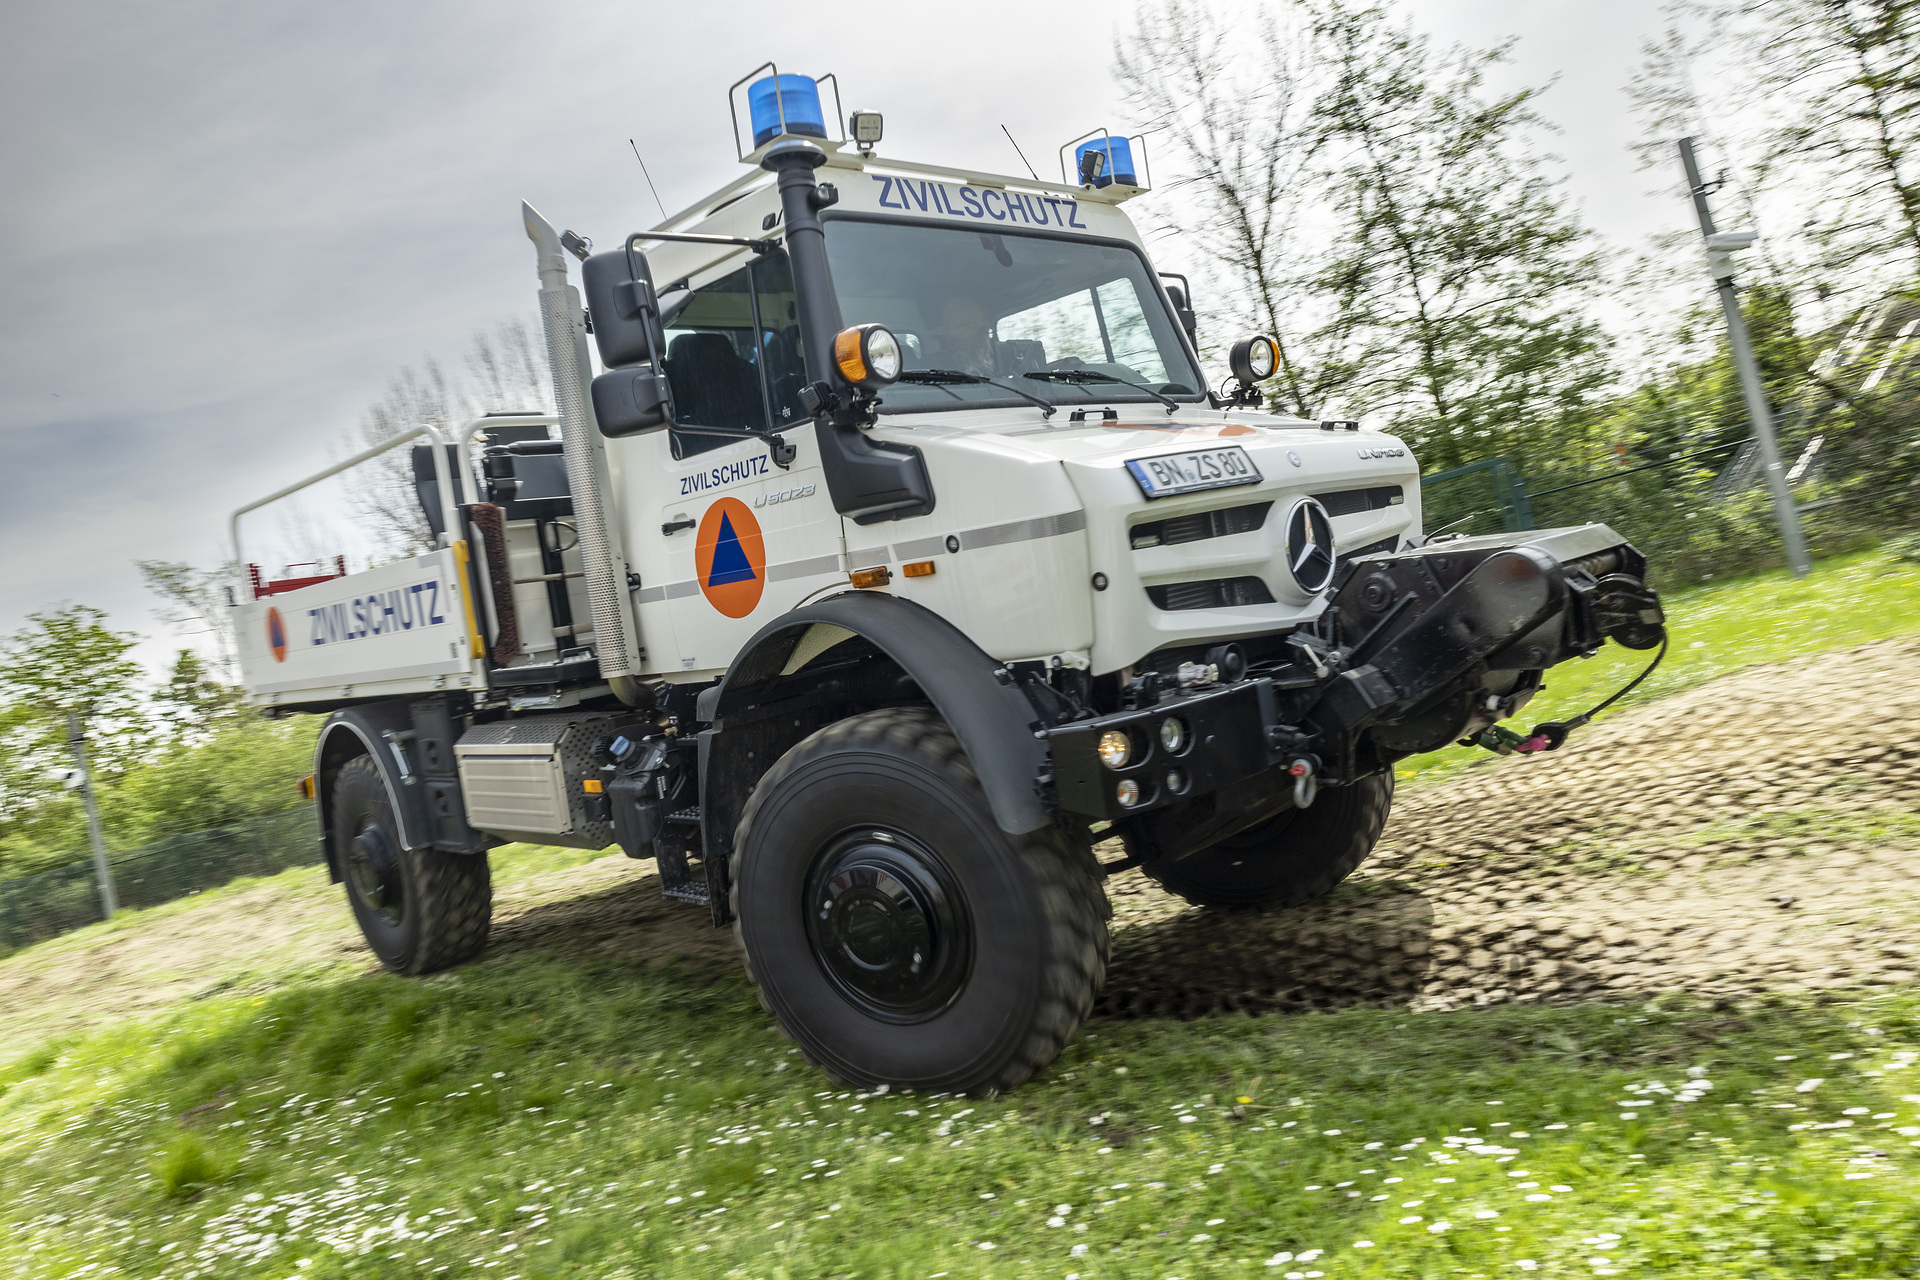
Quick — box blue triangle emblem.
[706,512,757,585]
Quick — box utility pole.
[1677,137,1812,577]
[64,713,117,919]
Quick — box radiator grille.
[1130,501,1272,550]
[1146,576,1277,611]
[1312,485,1404,517]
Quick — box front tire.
[332,755,492,974]
[1128,773,1393,910]
[731,709,1108,1094]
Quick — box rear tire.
[332,755,491,974]
[1128,773,1393,910]
[731,708,1108,1094]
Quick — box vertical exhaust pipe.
[523,201,644,705]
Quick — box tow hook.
[1288,756,1319,809]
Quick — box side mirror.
[1159,273,1199,352]
[583,247,674,434]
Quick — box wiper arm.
[1024,369,1179,414]
[896,368,1056,418]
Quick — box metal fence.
[0,807,322,953]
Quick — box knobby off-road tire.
[332,755,491,975]
[731,708,1109,1095]
[1131,773,1394,910]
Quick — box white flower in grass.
[1399,1216,1423,1225]
[1264,1252,1293,1266]
[1070,1243,1089,1257]
[1427,1221,1451,1233]
[1353,1240,1375,1248]
[1524,1194,1552,1202]
[1796,1079,1824,1093]
[1475,1210,1499,1219]
[1516,1262,1539,1272]
[1191,1233,1213,1242]
[1550,1185,1572,1192]
[977,1241,995,1250]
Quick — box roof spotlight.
[849,108,884,153]
[834,323,902,390]
[1229,335,1279,385]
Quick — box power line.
[630,139,668,222]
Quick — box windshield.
[822,217,1203,414]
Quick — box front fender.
[697,589,1051,856]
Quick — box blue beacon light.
[748,74,828,147]
[1074,135,1137,188]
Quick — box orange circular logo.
[266,606,288,662]
[694,496,766,618]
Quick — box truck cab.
[232,69,1665,1094]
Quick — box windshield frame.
[818,210,1208,417]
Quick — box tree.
[1116,0,1337,414]
[0,606,145,822]
[135,558,239,680]
[348,317,554,561]
[1744,0,1920,292]
[1304,0,1613,472]
[152,649,244,742]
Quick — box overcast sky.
[2,0,1688,673]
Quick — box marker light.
[1097,730,1132,770]
[1158,718,1187,754]
[1115,778,1143,808]
[1229,335,1279,384]
[1074,135,1137,188]
[1164,767,1188,795]
[834,323,903,390]
[748,74,828,147]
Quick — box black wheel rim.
[803,826,972,1023]
[347,822,404,925]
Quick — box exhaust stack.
[523,201,644,705]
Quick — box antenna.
[629,139,669,221]
[1001,125,1040,182]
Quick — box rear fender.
[314,703,434,880]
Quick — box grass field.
[3,543,1920,1280]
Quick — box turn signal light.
[582,778,604,794]
[850,566,892,589]
[901,560,935,578]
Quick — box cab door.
[648,253,843,677]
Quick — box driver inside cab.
[930,296,996,377]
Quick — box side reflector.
[583,778,604,794]
[849,566,892,589]
[298,775,316,800]
[901,560,935,578]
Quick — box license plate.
[1125,446,1262,499]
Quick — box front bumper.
[1045,523,1664,821]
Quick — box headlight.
[834,323,902,390]
[1228,334,1278,384]
[1158,717,1187,754]
[1097,730,1132,770]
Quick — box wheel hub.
[347,822,403,924]
[804,828,970,1022]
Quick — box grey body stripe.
[892,534,949,560]
[633,584,665,603]
[875,509,1088,564]
[848,547,890,569]
[768,554,842,583]
[664,580,700,599]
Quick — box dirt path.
[5,638,1918,1052]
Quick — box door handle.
[661,517,696,535]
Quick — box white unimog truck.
[233,69,1666,1094]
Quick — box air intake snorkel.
[760,139,934,524]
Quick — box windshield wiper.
[1024,369,1180,414]
[895,368,1057,418]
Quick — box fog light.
[1165,767,1188,795]
[1158,717,1187,754]
[1097,729,1131,769]
[1116,778,1142,808]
